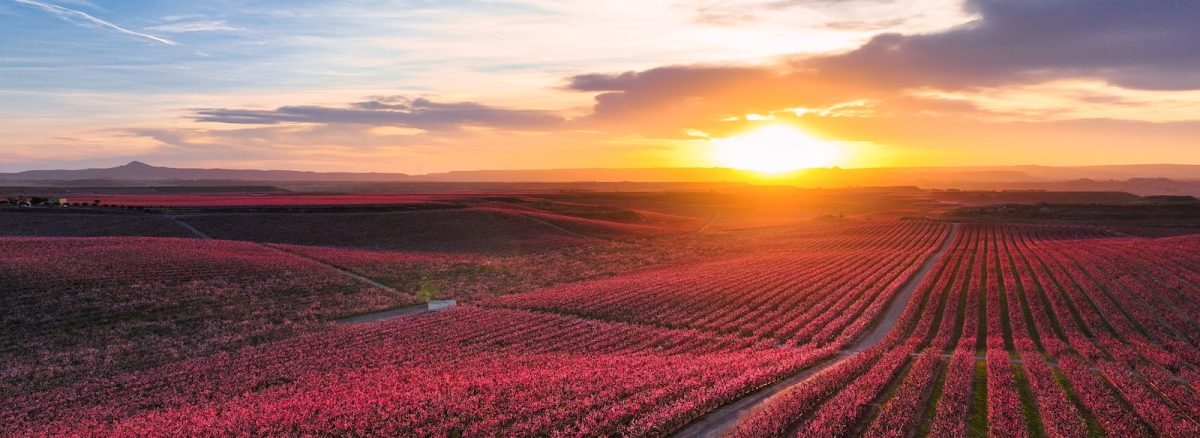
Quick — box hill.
[0,161,411,182]
[3,162,1200,194]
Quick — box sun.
[711,125,841,173]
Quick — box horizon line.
[4,160,1200,175]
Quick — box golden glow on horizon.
[711,125,842,173]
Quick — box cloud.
[820,18,907,31]
[561,0,1200,138]
[52,0,101,9]
[12,0,177,46]
[568,66,768,93]
[564,64,875,137]
[144,20,242,33]
[120,122,664,174]
[693,5,759,26]
[691,0,928,28]
[812,0,1200,90]
[194,97,565,131]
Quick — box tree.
[416,278,440,302]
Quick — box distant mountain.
[0,161,411,182]
[988,164,1200,181]
[0,163,1035,185]
[414,167,762,183]
[2,162,1200,195]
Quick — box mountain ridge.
[2,161,1199,187]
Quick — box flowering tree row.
[793,346,915,436]
[9,220,1198,436]
[993,227,1089,438]
[2,307,830,437]
[1042,238,1200,365]
[271,226,734,302]
[861,352,942,437]
[925,349,978,437]
[727,224,1200,437]
[178,207,603,253]
[0,237,405,399]
[728,223,961,436]
[0,211,195,238]
[490,221,950,345]
[88,193,454,207]
[728,348,887,437]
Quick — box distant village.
[1,196,96,207]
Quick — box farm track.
[508,211,602,240]
[170,215,395,292]
[670,222,961,438]
[265,245,401,293]
[169,215,426,323]
[265,245,433,323]
[167,215,212,239]
[696,209,722,233]
[335,304,429,323]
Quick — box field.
[730,224,1200,437]
[0,237,407,397]
[84,193,454,207]
[2,188,1198,437]
[0,209,195,237]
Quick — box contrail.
[13,0,179,46]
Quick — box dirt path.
[167,215,212,240]
[270,246,432,323]
[511,212,602,240]
[846,222,960,351]
[170,214,400,293]
[336,304,429,324]
[671,222,960,438]
[167,214,427,323]
[696,209,722,233]
[266,244,400,292]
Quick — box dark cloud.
[566,65,866,133]
[569,66,774,121]
[568,67,767,93]
[815,0,1200,90]
[562,0,1200,137]
[194,97,565,131]
[193,1,1199,144]
[813,112,1200,159]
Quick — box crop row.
[729,223,959,436]
[0,237,406,398]
[490,220,950,345]
[176,208,601,252]
[87,193,453,207]
[8,220,1197,436]
[4,221,950,436]
[2,307,830,437]
[0,212,196,238]
[732,224,1200,437]
[271,228,728,302]
[861,351,941,437]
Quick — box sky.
[1,0,1198,173]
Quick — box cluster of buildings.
[2,196,72,207]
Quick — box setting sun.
[711,125,841,173]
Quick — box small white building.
[427,300,457,312]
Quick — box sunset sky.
[2,0,1198,173]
